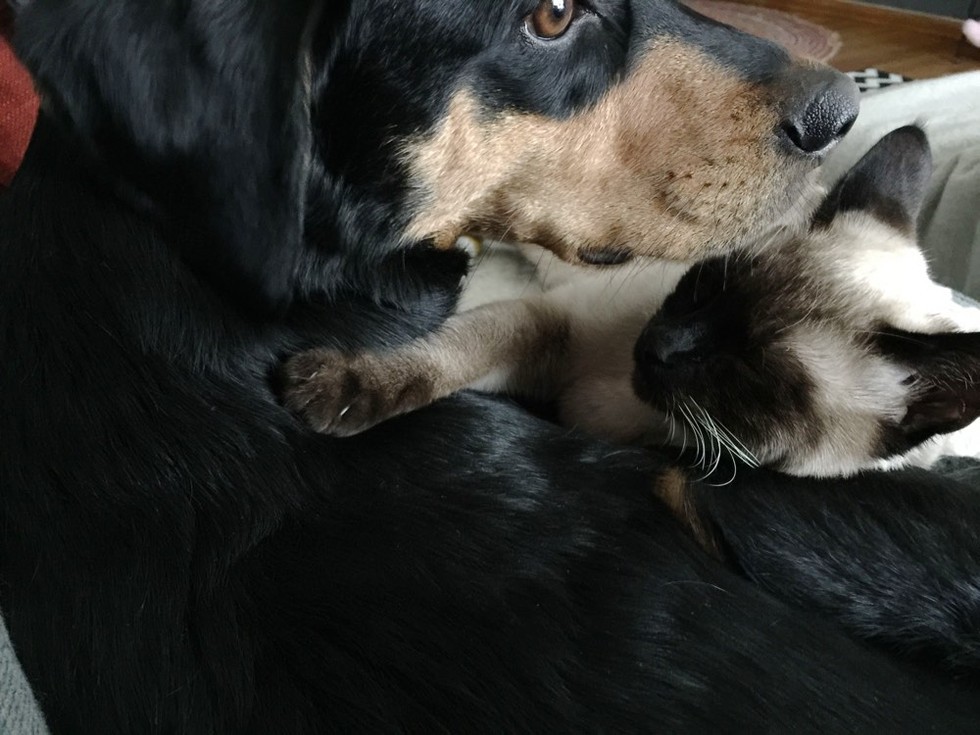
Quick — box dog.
[279,127,980,478]
[3,1,980,732]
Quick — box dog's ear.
[13,0,322,313]
[876,329,980,450]
[813,125,933,235]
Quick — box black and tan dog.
[3,1,980,732]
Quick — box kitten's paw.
[281,348,435,437]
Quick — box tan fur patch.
[653,468,720,557]
[402,40,811,264]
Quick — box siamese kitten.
[283,126,980,478]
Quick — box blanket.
[0,618,48,735]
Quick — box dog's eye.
[527,0,577,39]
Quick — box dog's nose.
[778,69,860,156]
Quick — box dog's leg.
[655,464,980,676]
[282,299,568,436]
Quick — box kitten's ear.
[877,329,980,449]
[814,126,933,234]
[13,0,323,314]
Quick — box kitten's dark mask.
[633,126,980,477]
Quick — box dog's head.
[12,0,858,312]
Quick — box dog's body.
[4,1,980,732]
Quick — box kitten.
[635,126,980,476]
[283,126,980,478]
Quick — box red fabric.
[0,9,39,187]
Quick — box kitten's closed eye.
[657,258,729,319]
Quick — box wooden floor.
[743,0,980,79]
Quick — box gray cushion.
[0,616,49,735]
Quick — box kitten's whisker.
[695,403,727,479]
[679,404,699,467]
[695,402,747,457]
[691,399,759,475]
[700,407,723,478]
[663,408,678,447]
[695,413,713,474]
[685,402,721,481]
[665,402,691,460]
[680,403,706,470]
[710,413,759,468]
[687,403,713,476]
[709,460,739,488]
[684,406,705,470]
[675,404,693,459]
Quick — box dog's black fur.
[3,1,980,732]
[683,464,980,675]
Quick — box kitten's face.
[633,127,980,477]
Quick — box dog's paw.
[281,348,435,437]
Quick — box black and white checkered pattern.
[846,68,912,93]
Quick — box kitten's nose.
[637,323,702,366]
[778,68,859,156]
